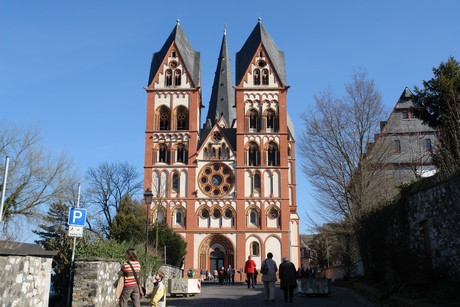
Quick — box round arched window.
[268,208,279,219]
[224,208,233,219]
[201,208,209,219]
[212,208,221,219]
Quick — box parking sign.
[68,208,87,226]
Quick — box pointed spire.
[236,20,286,86]
[147,21,200,87]
[207,29,235,126]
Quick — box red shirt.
[244,259,256,273]
[120,261,141,287]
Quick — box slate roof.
[396,87,415,109]
[236,19,286,86]
[148,21,200,87]
[0,240,57,257]
[207,31,236,126]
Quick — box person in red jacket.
[244,255,257,288]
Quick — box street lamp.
[144,188,153,257]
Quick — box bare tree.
[84,161,142,238]
[0,121,78,239]
[299,69,390,226]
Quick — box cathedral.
[143,19,299,275]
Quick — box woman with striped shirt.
[118,248,142,307]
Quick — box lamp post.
[155,195,159,256]
[144,188,153,257]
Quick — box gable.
[148,43,196,89]
[197,126,236,161]
[238,44,283,88]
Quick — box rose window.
[198,163,234,197]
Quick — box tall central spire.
[207,28,235,126]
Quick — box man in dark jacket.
[278,257,297,303]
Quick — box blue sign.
[68,208,87,226]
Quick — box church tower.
[143,19,202,255]
[144,20,299,275]
[233,19,299,269]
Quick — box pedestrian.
[227,265,235,285]
[260,252,277,302]
[118,248,142,307]
[244,255,257,288]
[187,268,195,278]
[200,268,206,281]
[219,266,226,285]
[150,271,166,307]
[213,269,218,282]
[279,257,297,303]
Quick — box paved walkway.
[139,281,379,307]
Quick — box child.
[150,271,166,307]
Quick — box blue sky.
[1,1,459,234]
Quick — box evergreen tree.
[109,195,146,244]
[151,222,187,267]
[33,201,72,296]
[413,57,460,173]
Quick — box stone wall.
[72,260,120,307]
[404,172,460,281]
[0,255,53,307]
[72,260,182,306]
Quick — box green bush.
[76,238,161,276]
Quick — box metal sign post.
[0,156,10,224]
[67,183,82,307]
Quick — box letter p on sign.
[68,208,87,226]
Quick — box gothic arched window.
[254,172,261,193]
[165,69,172,86]
[248,109,260,132]
[174,69,181,86]
[175,209,184,225]
[253,69,260,85]
[266,109,278,131]
[172,173,180,193]
[262,69,269,85]
[249,209,259,226]
[158,144,169,164]
[267,142,279,166]
[247,142,260,166]
[176,107,188,130]
[176,144,187,163]
[158,106,170,130]
[251,241,260,256]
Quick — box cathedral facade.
[143,20,299,274]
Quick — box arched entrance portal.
[199,234,234,272]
